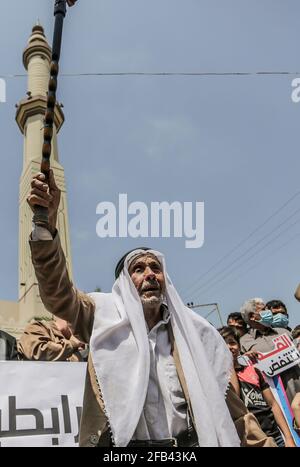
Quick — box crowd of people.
[222,299,300,447]
[0,169,300,447]
[1,0,298,449]
[1,295,299,448]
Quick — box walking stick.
[33,0,76,228]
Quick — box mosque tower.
[15,24,73,324]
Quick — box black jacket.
[0,330,18,360]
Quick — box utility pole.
[186,302,224,327]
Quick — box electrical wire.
[192,231,300,304]
[1,70,300,79]
[191,217,300,301]
[182,191,300,301]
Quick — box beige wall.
[0,300,21,338]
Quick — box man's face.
[255,301,266,313]
[225,336,240,361]
[129,254,166,305]
[250,301,266,322]
[227,318,246,337]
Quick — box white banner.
[0,362,86,447]
[255,333,300,377]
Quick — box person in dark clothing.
[218,326,296,448]
[265,299,291,331]
[0,329,18,360]
[227,312,248,337]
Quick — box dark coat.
[0,330,18,360]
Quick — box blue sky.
[1,0,300,327]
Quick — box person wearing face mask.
[265,300,292,331]
[239,298,300,405]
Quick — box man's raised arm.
[27,171,94,343]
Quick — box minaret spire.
[15,24,73,324]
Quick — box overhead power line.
[192,231,300,304]
[184,205,300,300]
[182,190,300,301]
[1,70,300,79]
[191,216,300,301]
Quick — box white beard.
[141,293,165,307]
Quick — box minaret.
[16,24,73,324]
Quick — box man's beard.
[141,293,165,307]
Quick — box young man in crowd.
[265,299,291,331]
[227,312,248,337]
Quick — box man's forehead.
[129,253,161,268]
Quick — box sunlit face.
[128,254,166,305]
[225,336,239,360]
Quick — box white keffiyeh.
[89,249,240,447]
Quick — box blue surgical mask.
[258,309,274,327]
[272,313,289,329]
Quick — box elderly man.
[239,298,300,405]
[27,172,277,447]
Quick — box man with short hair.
[265,299,291,330]
[227,312,248,337]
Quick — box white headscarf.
[89,249,240,447]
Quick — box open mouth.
[141,284,160,293]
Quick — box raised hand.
[27,170,61,234]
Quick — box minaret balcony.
[15,96,64,134]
